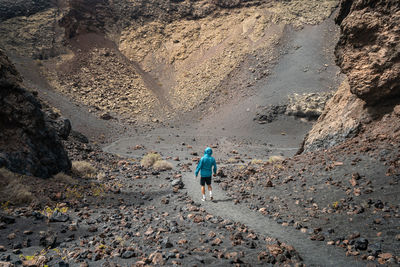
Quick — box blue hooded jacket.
[195,147,217,178]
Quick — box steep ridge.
[0,0,338,124]
[303,0,400,151]
[0,50,70,178]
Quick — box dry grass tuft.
[0,168,33,205]
[71,161,97,179]
[97,172,107,181]
[267,155,285,163]
[52,172,77,184]
[251,159,264,165]
[140,153,162,168]
[153,160,173,171]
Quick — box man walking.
[195,147,217,201]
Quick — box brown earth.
[0,0,338,124]
[303,0,400,152]
[1,0,399,266]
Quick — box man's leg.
[208,184,213,200]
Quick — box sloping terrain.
[303,0,400,152]
[0,50,70,178]
[0,0,338,124]
[0,0,399,266]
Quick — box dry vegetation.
[267,155,285,163]
[140,152,162,168]
[71,161,97,179]
[140,153,173,171]
[52,172,77,185]
[0,168,34,205]
[153,160,173,171]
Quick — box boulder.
[335,0,400,104]
[0,50,70,178]
[285,92,334,119]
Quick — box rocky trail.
[99,16,366,266]
[1,0,399,266]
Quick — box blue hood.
[204,147,213,156]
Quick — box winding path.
[182,170,363,267]
[102,15,360,266]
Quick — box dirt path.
[101,15,361,265]
[181,169,363,267]
[104,132,363,266]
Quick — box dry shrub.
[267,155,285,163]
[140,153,162,168]
[52,172,77,184]
[153,160,173,171]
[251,159,264,165]
[0,168,33,205]
[97,172,107,181]
[71,161,97,179]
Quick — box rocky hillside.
[0,50,70,178]
[0,0,338,123]
[303,0,400,151]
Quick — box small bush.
[52,172,76,184]
[267,155,284,163]
[97,172,107,181]
[153,160,173,171]
[71,161,97,179]
[251,159,264,165]
[140,153,162,168]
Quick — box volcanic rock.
[0,50,70,177]
[302,0,400,151]
[335,0,400,104]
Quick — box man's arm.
[213,158,217,175]
[195,158,203,177]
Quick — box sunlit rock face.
[335,0,400,105]
[303,0,400,152]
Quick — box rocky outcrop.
[285,92,334,119]
[59,0,117,39]
[303,0,400,152]
[334,0,400,104]
[254,92,333,124]
[303,80,365,151]
[0,0,51,23]
[0,50,70,178]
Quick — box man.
[195,147,217,201]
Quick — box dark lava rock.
[45,109,71,140]
[254,104,287,123]
[100,112,113,120]
[374,200,384,209]
[354,238,368,250]
[0,0,51,23]
[49,210,69,222]
[0,213,15,224]
[70,130,89,143]
[162,237,174,248]
[121,250,135,259]
[0,50,70,178]
[58,260,69,267]
[39,232,57,248]
[171,178,184,189]
[368,243,382,257]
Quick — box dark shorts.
[200,177,212,186]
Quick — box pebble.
[121,250,135,259]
